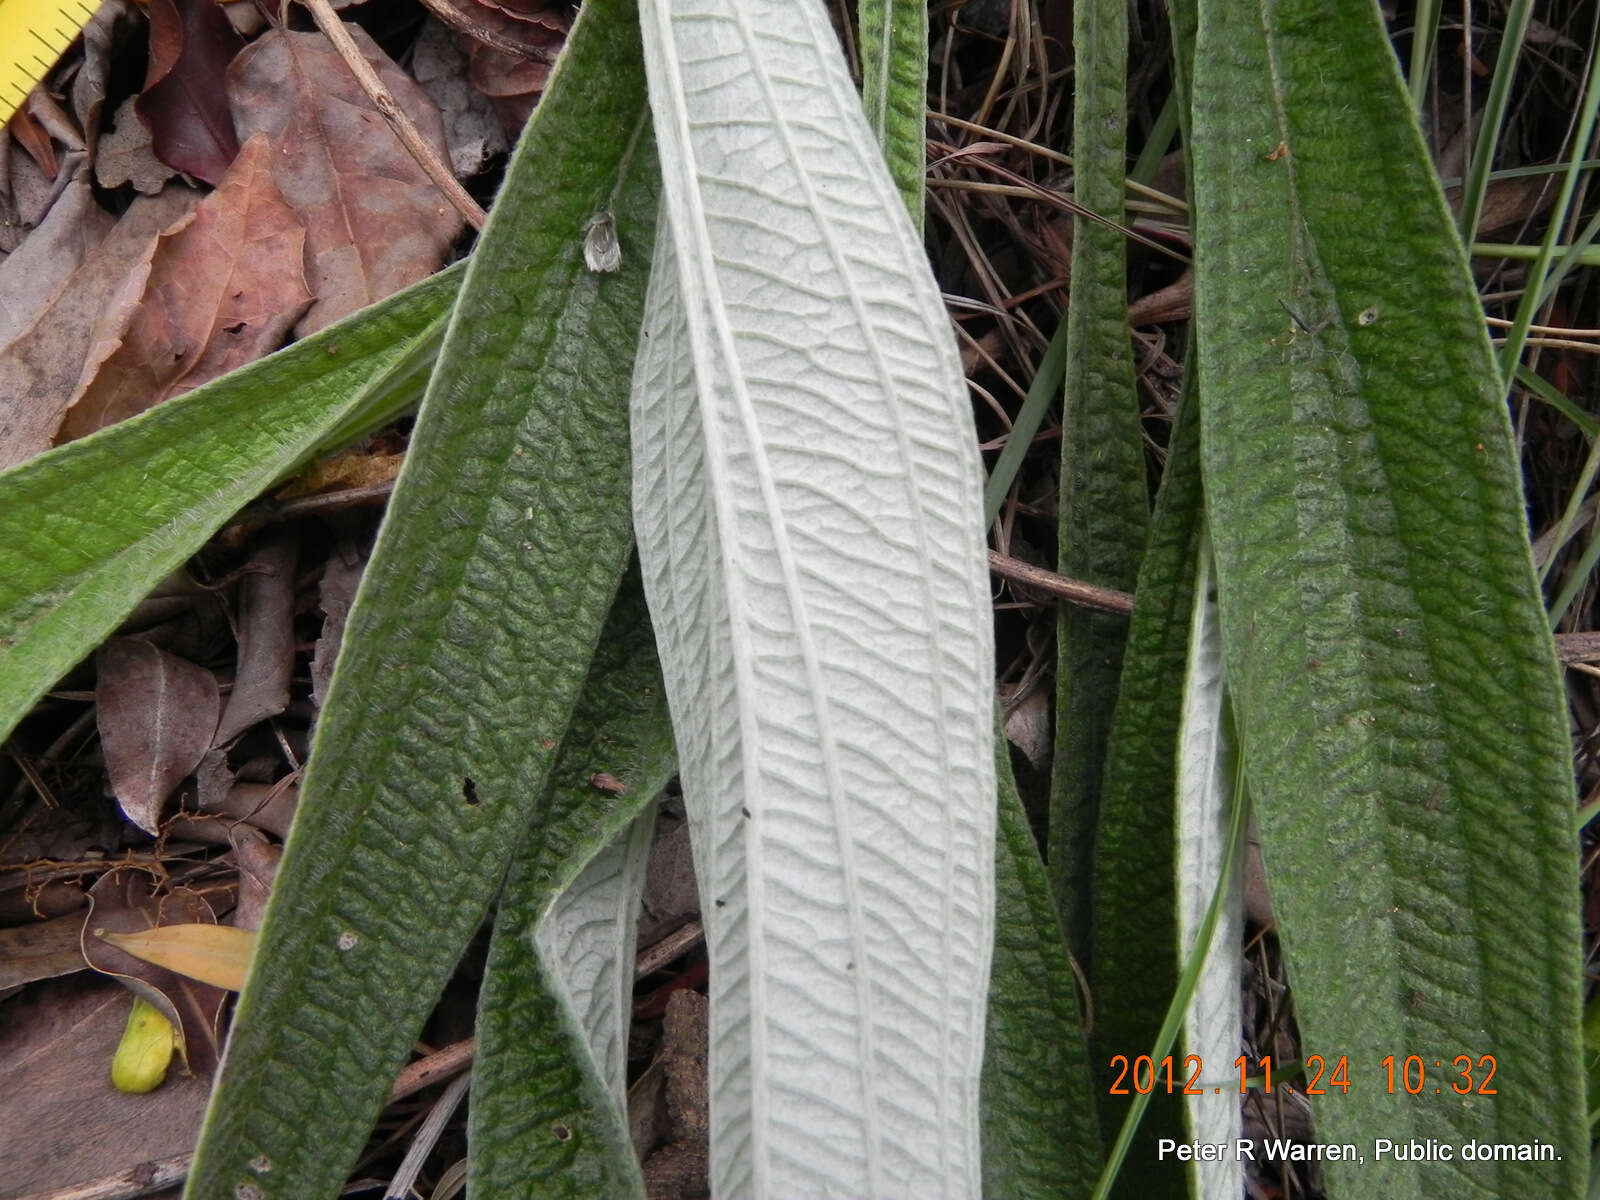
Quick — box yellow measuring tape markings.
[0,0,101,126]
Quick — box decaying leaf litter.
[2,0,1600,1197]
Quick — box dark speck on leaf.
[462,777,479,806]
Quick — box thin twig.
[298,0,487,231]
[409,0,549,63]
[636,920,705,980]
[987,550,1134,615]
[391,1037,475,1101]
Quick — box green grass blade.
[1406,0,1441,111]
[857,0,927,227]
[0,264,459,744]
[981,714,1103,1198]
[1089,380,1202,1176]
[470,572,676,1198]
[1497,45,1600,380]
[1050,0,1148,956]
[1457,0,1532,241]
[983,319,1067,525]
[184,0,659,1193]
[1089,761,1247,1200]
[1190,1,1586,1194]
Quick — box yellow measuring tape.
[0,0,101,126]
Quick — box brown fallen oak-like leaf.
[227,27,464,335]
[136,0,243,185]
[55,133,311,442]
[80,870,230,1077]
[94,636,220,835]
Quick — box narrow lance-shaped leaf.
[1191,0,1585,1193]
[1173,534,1241,1200]
[184,0,659,1192]
[470,569,678,1198]
[1089,380,1202,1174]
[633,0,997,1192]
[0,263,459,744]
[982,716,1103,1199]
[857,0,927,226]
[1050,0,1148,958]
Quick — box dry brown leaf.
[213,532,298,745]
[0,910,89,991]
[72,0,142,149]
[409,19,506,179]
[0,166,114,345]
[55,134,311,441]
[94,637,220,835]
[227,27,464,335]
[94,922,254,992]
[97,95,179,195]
[0,976,210,1197]
[231,827,279,931]
[275,444,405,500]
[136,0,244,186]
[80,870,229,1077]
[0,184,196,471]
[310,536,369,709]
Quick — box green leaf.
[634,0,995,1191]
[1089,383,1202,1173]
[1050,0,1148,957]
[982,717,1103,1198]
[469,571,676,1198]
[857,0,927,226]
[184,0,659,1192]
[0,264,459,744]
[1190,1,1586,1194]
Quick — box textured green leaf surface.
[469,572,675,1199]
[857,0,926,226]
[982,720,1102,1199]
[1049,0,1147,959]
[184,1,658,1193]
[1191,1,1585,1193]
[0,264,458,744]
[1088,385,1201,1173]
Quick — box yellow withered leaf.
[95,923,256,992]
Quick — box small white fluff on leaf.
[631,0,996,1196]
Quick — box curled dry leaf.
[55,134,312,442]
[0,184,195,471]
[0,166,114,345]
[94,636,220,835]
[80,870,230,1076]
[213,531,298,744]
[136,0,244,185]
[72,0,141,147]
[310,536,368,710]
[227,27,465,335]
[231,826,279,931]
